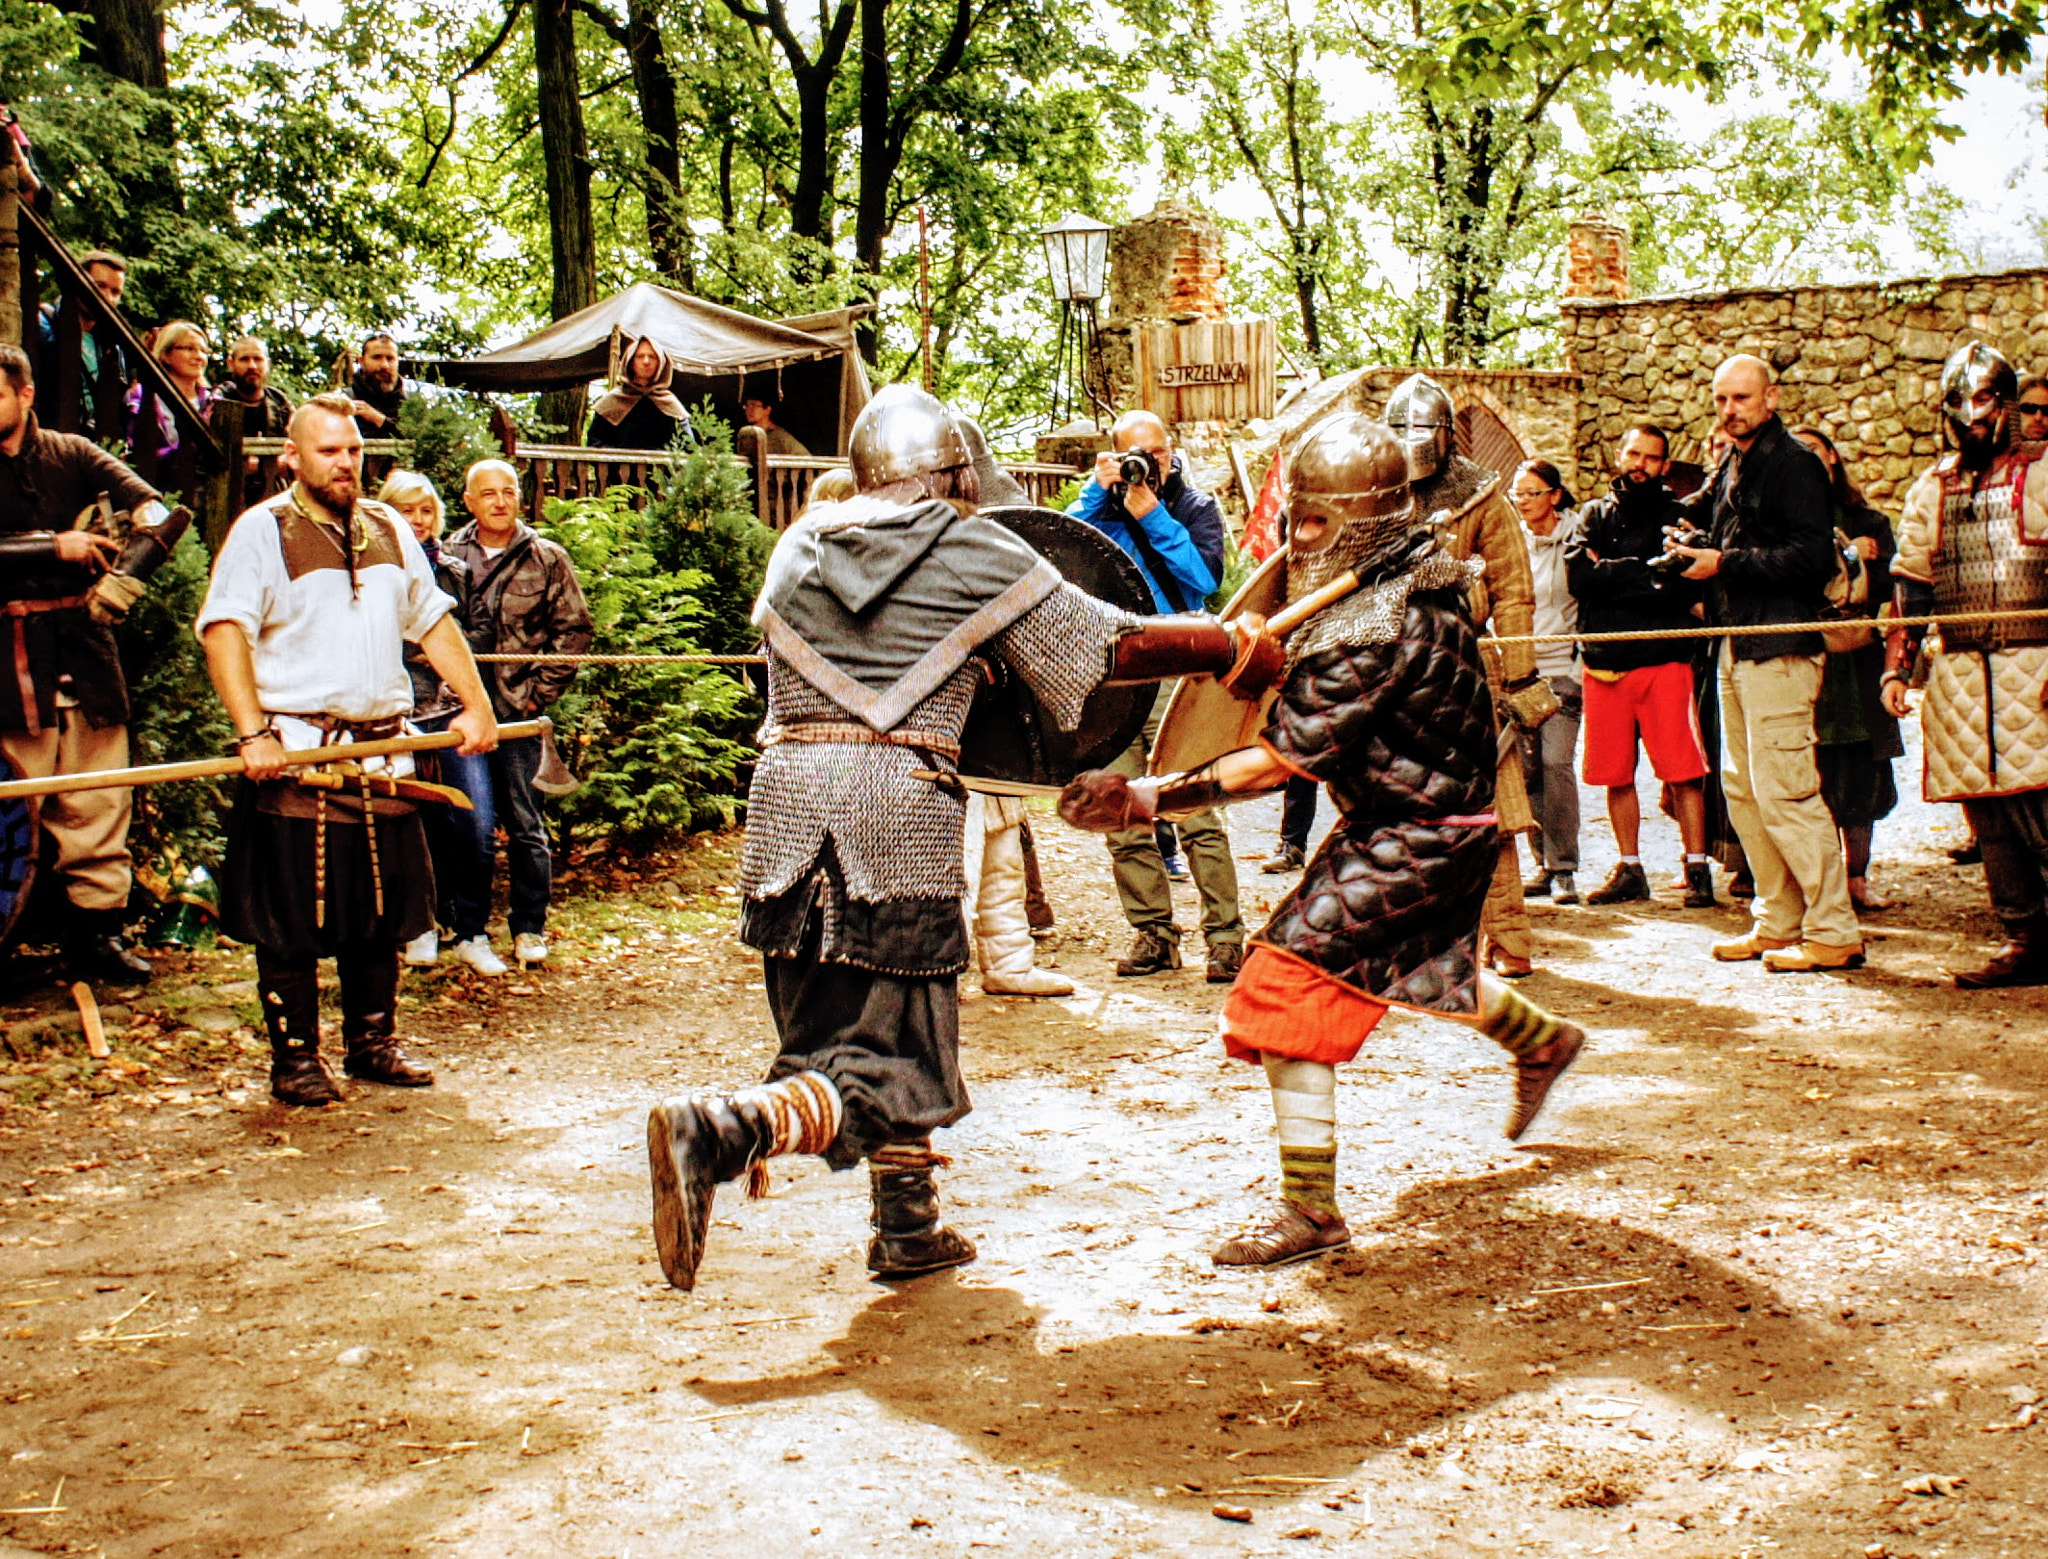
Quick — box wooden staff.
[0,720,550,802]
[1264,569,1360,637]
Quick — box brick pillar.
[1110,199,1228,322]
[1564,211,1630,303]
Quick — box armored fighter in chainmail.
[1886,342,2048,988]
[1060,414,1588,1269]
[1386,375,1558,977]
[646,386,1284,1291]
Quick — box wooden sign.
[1134,319,1276,424]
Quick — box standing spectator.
[379,469,483,967]
[211,336,295,511]
[1793,427,1901,913]
[125,321,211,469]
[587,336,690,451]
[441,459,594,970]
[742,391,810,455]
[1666,355,1862,971]
[349,333,407,436]
[1565,424,1716,908]
[0,344,170,983]
[1067,409,1244,981]
[2017,375,2048,448]
[35,250,132,441]
[197,394,497,1106]
[1511,459,1583,904]
[1262,775,1318,875]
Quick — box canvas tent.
[422,282,873,454]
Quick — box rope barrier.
[468,607,2047,667]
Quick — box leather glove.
[1058,770,1160,832]
[1502,676,1561,732]
[1219,613,1285,701]
[86,572,147,625]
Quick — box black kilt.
[219,779,435,957]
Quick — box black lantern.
[1040,211,1114,427]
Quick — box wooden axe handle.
[0,719,550,802]
[1265,571,1361,638]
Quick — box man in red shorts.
[1565,424,1716,908]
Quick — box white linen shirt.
[196,492,454,723]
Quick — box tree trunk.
[535,0,598,435]
[65,0,170,89]
[624,0,691,286]
[1292,235,1324,369]
[853,0,891,361]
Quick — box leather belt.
[763,722,962,760]
[3,594,88,617]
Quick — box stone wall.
[1561,268,2048,504]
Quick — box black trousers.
[1965,791,2048,929]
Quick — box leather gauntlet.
[1058,763,1230,833]
[1501,675,1561,732]
[1110,614,1285,701]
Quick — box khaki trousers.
[1717,646,1860,946]
[1481,840,1532,960]
[1,713,134,910]
[1104,685,1243,946]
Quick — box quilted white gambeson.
[1922,645,2048,801]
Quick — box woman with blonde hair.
[126,319,212,466]
[375,469,484,969]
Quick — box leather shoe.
[1586,861,1650,905]
[271,1046,342,1108]
[1522,868,1553,898]
[1762,939,1866,972]
[1116,929,1182,977]
[1214,1202,1352,1268]
[1682,860,1718,909]
[344,1038,435,1087]
[1486,946,1534,979]
[1711,930,1799,962]
[1952,932,2048,989]
[1206,940,1244,984]
[1551,871,1581,906]
[1262,845,1305,875]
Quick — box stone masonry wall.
[1561,268,2048,504]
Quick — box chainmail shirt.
[1283,495,1482,670]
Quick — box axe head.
[531,716,581,797]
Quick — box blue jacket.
[1067,454,1224,613]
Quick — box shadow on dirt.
[685,1155,1838,1501]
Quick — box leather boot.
[1953,919,2048,989]
[646,1094,778,1291]
[64,904,153,985]
[867,1162,977,1280]
[258,955,339,1108]
[338,942,433,1087]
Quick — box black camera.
[1649,522,1709,577]
[1112,448,1162,500]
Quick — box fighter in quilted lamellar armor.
[645,386,1289,1293]
[1061,414,1589,1270]
[1888,340,2048,988]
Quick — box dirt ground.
[3,732,2046,1558]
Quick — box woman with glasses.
[124,320,211,469]
[1508,460,1584,903]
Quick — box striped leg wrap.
[1264,1055,1339,1215]
[733,1071,842,1197]
[1476,972,1565,1058]
[1280,1145,1340,1217]
[868,1138,949,1174]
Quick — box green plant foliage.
[533,429,772,842]
[395,393,500,508]
[119,530,233,871]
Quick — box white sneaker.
[403,929,440,966]
[982,968,1075,997]
[513,932,548,966]
[453,936,508,977]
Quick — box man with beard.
[644,385,1284,1292]
[0,344,170,982]
[349,334,408,437]
[198,393,499,1105]
[1565,423,1716,908]
[1664,354,1861,971]
[1384,374,1557,978]
[1885,342,2048,986]
[210,336,295,510]
[1060,414,1588,1268]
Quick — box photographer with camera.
[1068,410,1244,982]
[1564,423,1715,909]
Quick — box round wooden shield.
[0,750,40,952]
[958,505,1155,785]
[1149,546,1290,777]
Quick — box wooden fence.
[237,433,1082,534]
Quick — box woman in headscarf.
[586,335,690,451]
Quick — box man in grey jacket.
[440,460,593,971]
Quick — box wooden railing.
[241,436,1080,535]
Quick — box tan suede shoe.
[1710,930,1801,962]
[1762,940,1866,972]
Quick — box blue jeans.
[419,722,552,940]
